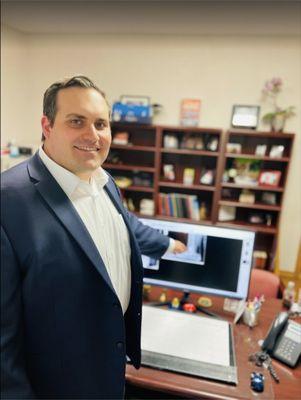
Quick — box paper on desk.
[142,305,230,366]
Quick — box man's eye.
[95,121,106,130]
[70,119,83,126]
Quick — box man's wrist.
[167,238,175,253]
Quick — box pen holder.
[243,307,260,327]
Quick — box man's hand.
[173,240,187,254]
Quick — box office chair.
[248,268,281,300]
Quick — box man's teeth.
[75,146,99,151]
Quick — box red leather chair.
[248,268,281,300]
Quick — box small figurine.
[239,189,255,204]
[194,137,204,150]
[183,135,196,149]
[142,284,151,301]
[164,134,179,149]
[228,168,237,182]
[265,214,272,226]
[207,137,218,152]
[199,202,207,220]
[197,296,212,308]
[170,297,180,309]
[112,131,129,145]
[127,198,135,212]
[282,281,296,308]
[163,164,175,181]
[200,170,214,185]
[182,303,196,313]
[159,289,167,303]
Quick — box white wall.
[1,26,301,272]
[1,26,30,146]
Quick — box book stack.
[158,193,200,221]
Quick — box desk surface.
[126,290,301,400]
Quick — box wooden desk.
[126,291,301,399]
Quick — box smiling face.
[42,87,111,181]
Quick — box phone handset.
[261,311,289,353]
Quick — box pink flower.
[264,77,282,94]
[265,81,274,91]
[271,77,282,87]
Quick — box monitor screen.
[140,218,255,300]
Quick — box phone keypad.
[277,338,294,360]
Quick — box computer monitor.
[140,218,255,300]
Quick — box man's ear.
[41,115,52,139]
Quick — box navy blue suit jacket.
[1,153,169,399]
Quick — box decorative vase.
[271,114,286,133]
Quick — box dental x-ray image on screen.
[139,218,255,300]
[143,231,207,268]
[162,231,207,265]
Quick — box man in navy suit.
[1,76,186,399]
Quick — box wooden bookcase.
[104,123,158,216]
[104,123,295,270]
[104,122,223,223]
[215,129,295,270]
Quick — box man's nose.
[84,124,99,140]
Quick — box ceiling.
[2,1,301,36]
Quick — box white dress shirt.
[39,147,131,313]
[38,147,175,314]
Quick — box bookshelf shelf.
[119,186,154,193]
[221,183,284,192]
[161,148,219,157]
[159,181,215,191]
[155,215,212,225]
[219,200,281,211]
[225,153,290,162]
[103,163,156,173]
[227,129,295,138]
[111,144,156,152]
[216,221,277,234]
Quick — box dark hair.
[42,75,110,140]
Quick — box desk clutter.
[144,287,218,318]
[243,296,265,328]
[249,351,280,385]
[130,288,301,399]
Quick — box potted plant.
[261,77,295,132]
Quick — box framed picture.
[269,145,285,158]
[183,168,195,185]
[231,105,260,129]
[262,192,277,205]
[258,170,281,187]
[226,143,242,154]
[200,169,214,185]
[255,144,267,156]
[163,164,175,181]
[180,99,201,127]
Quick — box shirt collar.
[38,146,109,198]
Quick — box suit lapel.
[27,153,115,293]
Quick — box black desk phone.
[262,311,301,367]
